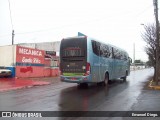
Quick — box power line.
[0,4,154,38]
[134,5,153,18]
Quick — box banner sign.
[45,51,56,59]
[16,46,45,66]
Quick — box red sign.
[16,46,45,77]
[16,46,45,65]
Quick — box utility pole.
[12,30,14,45]
[8,0,14,45]
[153,0,160,85]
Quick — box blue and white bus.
[60,36,131,86]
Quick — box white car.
[0,67,12,77]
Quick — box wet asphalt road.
[1,68,160,120]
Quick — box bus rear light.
[86,62,90,71]
[84,62,90,76]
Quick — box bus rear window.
[60,37,87,58]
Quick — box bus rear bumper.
[60,75,91,83]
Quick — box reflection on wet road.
[0,68,154,119]
[58,68,154,111]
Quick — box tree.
[141,24,156,80]
[146,60,153,67]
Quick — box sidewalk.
[22,76,60,84]
[0,77,60,92]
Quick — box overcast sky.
[0,0,158,61]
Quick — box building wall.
[17,42,60,77]
[19,41,60,51]
[16,45,59,78]
[16,46,45,77]
[0,44,60,78]
[0,45,16,67]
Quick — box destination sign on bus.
[63,47,84,57]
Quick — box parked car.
[0,67,12,77]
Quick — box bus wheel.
[104,73,109,86]
[122,76,126,82]
[122,71,127,82]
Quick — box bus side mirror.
[129,57,132,64]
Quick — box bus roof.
[62,36,87,40]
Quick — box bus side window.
[99,44,105,57]
[92,40,101,56]
[100,44,112,58]
[105,45,112,58]
[112,47,115,59]
[113,48,118,59]
[96,41,101,56]
[124,54,128,61]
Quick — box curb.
[0,82,51,92]
[0,86,31,92]
[148,80,160,90]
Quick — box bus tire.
[122,76,126,82]
[104,73,109,86]
[122,71,127,82]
